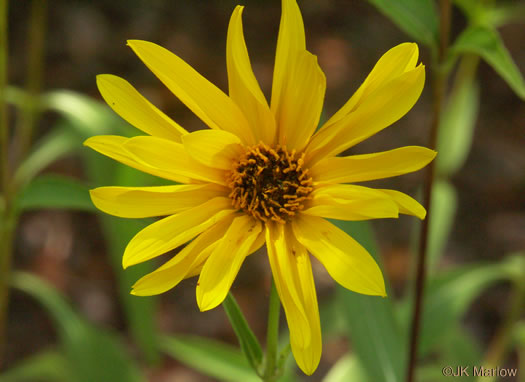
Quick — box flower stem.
[0,0,10,368]
[406,1,451,381]
[15,0,47,163]
[263,279,280,382]
[0,0,48,366]
[0,0,8,195]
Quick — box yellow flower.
[85,0,435,375]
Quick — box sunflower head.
[228,142,313,224]
[85,0,435,375]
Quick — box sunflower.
[85,0,435,375]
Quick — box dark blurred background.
[6,0,525,380]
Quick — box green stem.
[15,0,47,166]
[0,0,10,369]
[0,0,8,195]
[0,0,48,367]
[263,279,280,382]
[0,212,15,368]
[406,1,451,381]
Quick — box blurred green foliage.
[6,272,143,382]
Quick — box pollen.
[227,142,313,224]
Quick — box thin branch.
[406,1,452,381]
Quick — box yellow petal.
[271,0,306,121]
[307,64,425,164]
[277,50,326,151]
[131,215,235,296]
[324,43,419,127]
[182,130,243,170]
[227,6,276,144]
[248,229,266,254]
[123,197,235,268]
[311,146,437,184]
[127,40,255,145]
[96,74,187,141]
[266,223,310,348]
[303,184,399,220]
[123,136,228,185]
[379,189,426,219]
[184,229,266,282]
[186,220,266,280]
[185,224,264,283]
[291,246,322,375]
[83,135,192,184]
[267,223,321,375]
[89,183,228,218]
[197,215,262,311]
[293,215,386,296]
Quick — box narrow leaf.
[399,255,524,356]
[439,327,482,369]
[42,90,120,138]
[14,125,79,187]
[11,272,144,382]
[365,0,438,46]
[333,220,405,382]
[85,141,163,363]
[101,215,160,363]
[437,75,479,176]
[452,0,483,22]
[427,180,457,272]
[96,164,162,363]
[160,335,259,382]
[223,293,263,372]
[0,349,72,382]
[322,354,368,382]
[16,174,95,212]
[451,26,525,99]
[486,3,525,28]
[415,327,482,381]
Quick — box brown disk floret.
[228,142,313,224]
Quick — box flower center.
[227,142,313,224]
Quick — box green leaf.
[83,133,163,363]
[223,293,263,372]
[42,90,121,138]
[94,164,162,363]
[3,86,27,107]
[399,255,524,356]
[427,180,457,272]
[13,125,80,187]
[452,0,484,22]
[365,0,438,47]
[160,335,259,382]
[16,174,95,212]
[333,220,405,382]
[437,75,479,176]
[451,26,525,99]
[11,272,144,382]
[513,321,525,348]
[39,88,161,362]
[486,3,525,28]
[323,354,368,382]
[101,215,160,363]
[319,295,345,337]
[439,327,482,370]
[416,328,481,382]
[0,349,72,382]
